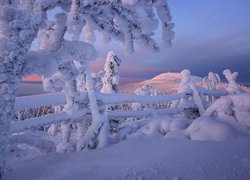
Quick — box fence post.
[172,69,205,115]
[77,63,104,150]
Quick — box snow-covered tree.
[101,51,122,94]
[203,72,221,90]
[100,51,121,137]
[0,0,174,177]
[223,69,243,94]
[171,70,206,116]
[203,72,221,102]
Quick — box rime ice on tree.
[0,0,174,177]
[101,51,122,94]
[171,69,206,115]
[203,72,221,90]
[223,69,243,95]
[100,51,122,136]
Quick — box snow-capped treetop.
[223,69,243,94]
[179,69,192,92]
[104,51,122,75]
[203,71,220,90]
[135,84,151,96]
[101,51,122,94]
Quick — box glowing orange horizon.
[23,74,42,81]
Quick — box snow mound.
[130,116,240,142]
[186,117,236,141]
[132,118,191,140]
[204,93,250,133]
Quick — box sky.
[26,0,250,84]
[90,0,250,84]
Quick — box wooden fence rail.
[12,88,228,134]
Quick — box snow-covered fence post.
[132,84,151,111]
[171,69,206,115]
[47,106,61,136]
[43,61,81,152]
[77,63,104,151]
[223,69,243,94]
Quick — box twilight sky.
[90,0,250,83]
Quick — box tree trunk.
[0,60,22,180]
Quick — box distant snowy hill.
[120,72,203,94]
[143,72,202,84]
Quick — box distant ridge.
[143,72,203,84]
[120,72,203,94]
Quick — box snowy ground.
[6,136,250,180]
[12,78,250,180]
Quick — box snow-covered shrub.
[171,69,205,116]
[204,93,250,133]
[203,72,221,90]
[186,117,235,141]
[223,69,244,95]
[15,105,59,122]
[132,117,191,140]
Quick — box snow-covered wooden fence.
[12,87,228,134]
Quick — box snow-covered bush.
[204,93,250,133]
[223,69,244,94]
[131,117,191,140]
[186,117,235,141]
[203,72,221,90]
[171,69,205,116]
[15,105,56,121]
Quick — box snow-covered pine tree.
[0,0,174,177]
[100,51,122,135]
[101,51,122,94]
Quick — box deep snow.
[6,137,250,180]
